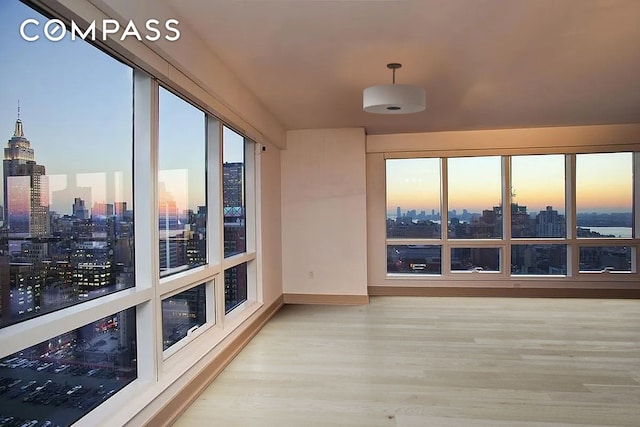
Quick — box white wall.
[281,128,368,296]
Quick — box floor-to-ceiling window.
[0,1,261,425]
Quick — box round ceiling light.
[363,63,426,114]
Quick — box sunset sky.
[387,152,633,216]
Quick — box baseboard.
[283,293,370,305]
[368,286,640,298]
[144,295,284,427]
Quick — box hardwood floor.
[173,297,640,426]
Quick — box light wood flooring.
[174,297,640,426]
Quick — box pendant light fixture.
[363,63,426,114]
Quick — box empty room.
[0,1,639,426]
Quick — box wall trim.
[366,123,640,154]
[143,295,284,427]
[369,286,640,298]
[283,293,370,305]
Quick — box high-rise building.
[2,115,50,319]
[223,162,245,255]
[3,116,49,237]
[72,197,88,220]
[536,205,566,238]
[114,201,127,220]
[92,202,114,218]
[159,188,185,273]
[223,162,243,208]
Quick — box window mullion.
[133,71,160,382]
[503,156,512,277]
[245,139,257,255]
[634,152,640,239]
[217,123,226,327]
[566,154,576,276]
[441,157,449,277]
[207,117,222,268]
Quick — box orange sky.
[387,153,632,215]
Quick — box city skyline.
[0,0,245,216]
[388,204,632,220]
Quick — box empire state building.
[3,114,49,237]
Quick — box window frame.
[383,151,639,283]
[221,130,258,315]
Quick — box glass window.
[447,156,502,239]
[511,155,565,238]
[0,308,136,426]
[162,284,207,350]
[576,153,632,238]
[579,246,633,272]
[0,1,134,328]
[511,244,567,275]
[158,88,207,277]
[223,127,246,257]
[387,245,442,274]
[386,159,441,239]
[224,263,247,313]
[451,248,500,272]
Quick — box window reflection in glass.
[511,155,565,238]
[511,245,567,275]
[386,159,441,239]
[223,127,246,258]
[0,308,136,426]
[447,156,502,239]
[387,245,442,274]
[451,248,500,272]
[158,88,207,277]
[162,284,207,350]
[0,1,134,328]
[576,153,632,239]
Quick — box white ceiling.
[167,0,640,135]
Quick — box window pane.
[0,308,136,426]
[511,155,565,238]
[387,245,442,274]
[448,157,502,239]
[511,245,567,275]
[223,127,246,257]
[579,246,633,272]
[386,159,441,238]
[576,153,632,238]
[158,88,206,277]
[0,1,134,328]
[225,263,247,313]
[451,248,500,272]
[162,284,207,350]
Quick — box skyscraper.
[72,197,88,220]
[3,115,49,237]
[2,113,50,319]
[223,162,245,255]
